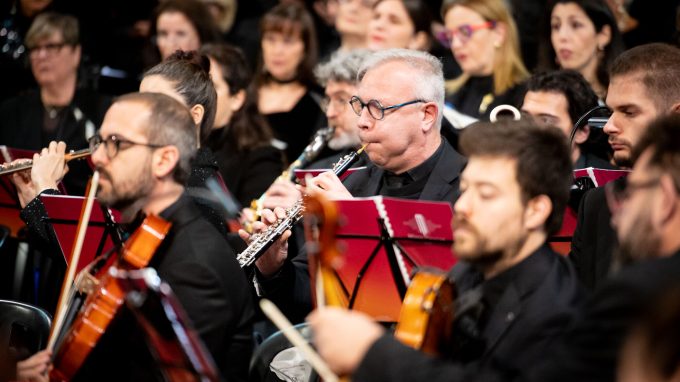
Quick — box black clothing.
[208,129,284,208]
[446,76,526,120]
[264,90,326,164]
[569,184,619,290]
[255,139,466,323]
[529,250,680,382]
[74,194,255,382]
[353,245,583,382]
[0,88,111,194]
[574,152,617,170]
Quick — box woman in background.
[440,0,528,119]
[366,0,431,51]
[147,0,221,64]
[201,43,284,208]
[539,0,624,98]
[252,2,326,164]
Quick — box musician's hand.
[307,307,384,375]
[262,179,301,211]
[31,141,68,194]
[238,207,291,278]
[16,349,52,382]
[302,171,353,200]
[9,159,35,208]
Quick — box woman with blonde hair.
[440,0,528,119]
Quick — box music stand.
[0,146,39,237]
[311,196,456,322]
[549,167,630,255]
[117,267,221,382]
[40,194,120,274]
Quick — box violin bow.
[47,171,100,351]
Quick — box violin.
[50,214,172,381]
[394,270,456,355]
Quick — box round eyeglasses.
[88,134,165,159]
[349,96,425,120]
[436,21,497,48]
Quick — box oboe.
[250,126,335,213]
[238,144,366,268]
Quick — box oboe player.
[240,49,467,324]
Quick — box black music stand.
[117,267,221,382]
[309,196,457,322]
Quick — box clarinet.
[238,144,366,268]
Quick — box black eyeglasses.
[88,134,165,159]
[28,42,68,56]
[605,176,659,214]
[349,96,425,120]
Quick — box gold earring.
[494,41,501,48]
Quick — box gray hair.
[115,92,197,184]
[358,49,445,129]
[315,49,372,86]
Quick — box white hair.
[358,49,445,129]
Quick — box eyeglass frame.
[27,42,71,57]
[337,0,378,8]
[349,96,426,120]
[88,134,165,159]
[605,176,660,214]
[321,94,352,113]
[436,21,497,48]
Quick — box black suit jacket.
[352,245,583,382]
[341,138,466,202]
[74,194,254,382]
[529,250,680,382]
[256,138,467,323]
[569,185,618,290]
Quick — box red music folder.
[0,146,39,237]
[40,194,120,274]
[550,167,630,254]
[316,196,456,322]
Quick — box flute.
[0,148,91,177]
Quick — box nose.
[453,188,471,218]
[90,141,107,168]
[356,106,373,130]
[603,114,619,137]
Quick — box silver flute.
[238,144,366,268]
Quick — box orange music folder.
[312,196,456,322]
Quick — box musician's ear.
[421,102,438,133]
[151,145,180,179]
[524,194,552,231]
[189,104,205,127]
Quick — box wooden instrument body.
[50,215,172,381]
[394,270,456,355]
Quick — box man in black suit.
[245,49,467,323]
[570,43,680,289]
[521,70,614,169]
[529,114,680,382]
[308,120,582,381]
[17,93,254,382]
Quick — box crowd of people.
[1,0,680,381]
